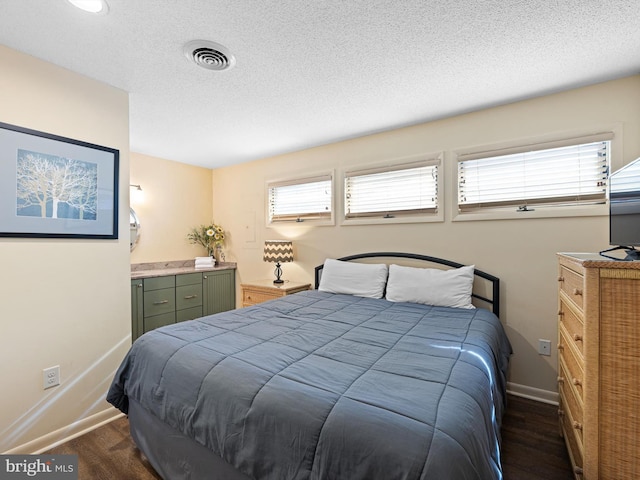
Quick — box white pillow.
[318,259,388,299]
[385,264,476,309]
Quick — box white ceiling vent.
[183,40,236,71]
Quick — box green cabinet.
[203,269,236,315]
[131,268,236,342]
[131,279,144,341]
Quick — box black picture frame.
[0,121,119,239]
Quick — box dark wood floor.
[501,395,574,480]
[45,394,573,479]
[45,416,161,480]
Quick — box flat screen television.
[601,157,640,260]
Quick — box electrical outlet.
[538,339,551,356]
[43,365,60,389]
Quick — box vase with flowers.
[187,222,225,260]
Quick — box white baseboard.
[507,382,558,405]
[3,407,124,455]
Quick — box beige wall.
[212,75,640,398]
[130,152,213,263]
[0,46,130,453]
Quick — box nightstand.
[241,280,311,307]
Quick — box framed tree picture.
[0,122,119,239]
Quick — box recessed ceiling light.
[66,0,109,14]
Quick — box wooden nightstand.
[241,280,311,307]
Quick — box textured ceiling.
[1,1,639,169]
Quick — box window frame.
[266,171,335,226]
[453,129,622,222]
[340,153,444,226]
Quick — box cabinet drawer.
[176,284,202,310]
[558,299,584,356]
[144,311,176,331]
[144,288,175,316]
[177,272,202,287]
[144,276,175,291]
[243,289,279,306]
[559,328,584,400]
[177,305,203,322]
[558,266,584,311]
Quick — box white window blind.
[268,174,332,222]
[345,160,439,218]
[458,135,611,212]
[610,159,640,196]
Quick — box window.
[267,174,332,223]
[344,159,439,219]
[457,134,612,213]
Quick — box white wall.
[211,75,640,398]
[0,46,131,453]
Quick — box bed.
[107,252,512,480]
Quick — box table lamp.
[263,240,294,284]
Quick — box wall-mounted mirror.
[130,208,141,251]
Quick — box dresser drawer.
[144,287,175,317]
[176,283,203,310]
[558,358,584,428]
[559,328,584,400]
[558,265,584,311]
[558,299,584,356]
[559,397,584,478]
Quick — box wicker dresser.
[557,253,640,479]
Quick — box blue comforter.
[107,290,512,480]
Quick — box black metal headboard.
[314,251,500,318]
